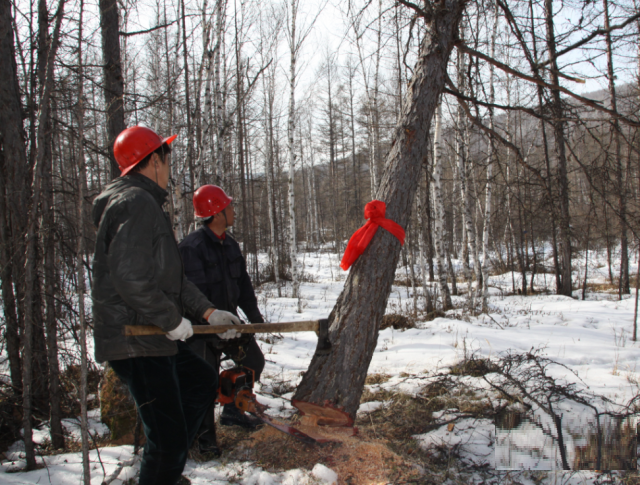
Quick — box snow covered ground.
[3,248,640,484]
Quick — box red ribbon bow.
[340,200,406,271]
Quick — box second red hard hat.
[114,126,177,176]
[193,185,233,218]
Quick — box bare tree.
[294,0,467,416]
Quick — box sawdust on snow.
[235,424,422,484]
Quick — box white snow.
[311,463,338,484]
[3,248,640,483]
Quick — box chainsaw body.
[216,366,257,411]
[216,366,320,444]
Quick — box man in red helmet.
[179,185,266,452]
[91,126,241,485]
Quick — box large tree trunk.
[99,0,125,179]
[293,0,466,417]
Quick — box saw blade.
[251,410,318,445]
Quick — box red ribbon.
[340,200,406,271]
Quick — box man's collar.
[125,173,169,206]
[202,224,227,244]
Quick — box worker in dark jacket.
[179,185,266,449]
[92,126,241,485]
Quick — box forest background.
[1,0,640,477]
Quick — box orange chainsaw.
[216,366,320,444]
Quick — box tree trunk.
[99,0,125,179]
[416,179,434,313]
[544,0,572,297]
[22,0,65,469]
[36,0,63,448]
[602,0,629,297]
[287,0,299,303]
[481,3,499,313]
[0,0,27,394]
[76,1,91,480]
[265,74,280,290]
[432,102,453,310]
[293,0,466,416]
[456,46,481,306]
[213,0,226,184]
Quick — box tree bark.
[36,0,63,448]
[213,0,226,184]
[0,0,27,394]
[416,180,434,313]
[602,0,629,297]
[432,102,453,310]
[544,0,572,297]
[99,0,125,179]
[22,0,65,469]
[481,2,499,312]
[76,1,91,480]
[293,0,466,417]
[287,0,300,303]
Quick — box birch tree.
[481,2,500,313]
[432,101,453,310]
[286,0,300,304]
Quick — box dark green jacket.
[91,173,212,363]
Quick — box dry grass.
[380,314,415,331]
[364,374,392,385]
[449,357,499,378]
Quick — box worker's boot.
[197,429,222,457]
[220,403,262,429]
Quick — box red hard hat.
[113,126,177,176]
[193,185,233,218]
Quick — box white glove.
[166,317,194,341]
[207,310,241,340]
[207,310,241,326]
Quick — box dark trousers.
[110,341,217,485]
[188,337,265,440]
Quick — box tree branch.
[119,19,179,37]
[538,12,640,67]
[445,76,550,190]
[456,42,640,128]
[396,0,432,20]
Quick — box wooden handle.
[123,320,321,336]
